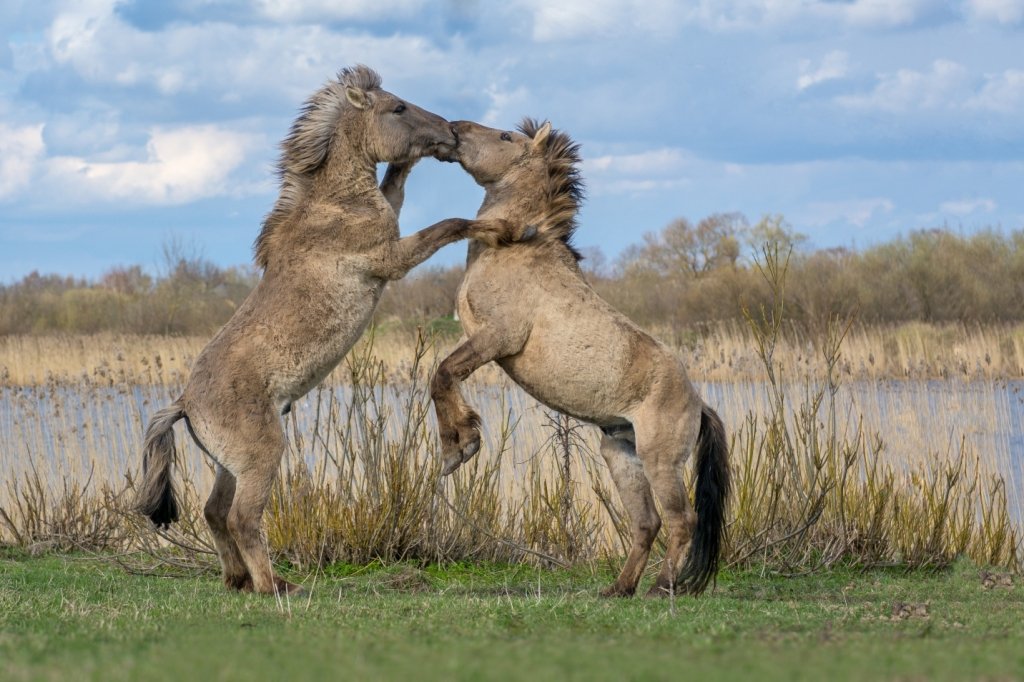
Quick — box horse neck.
[478,184,548,227]
[312,148,381,206]
[466,186,549,267]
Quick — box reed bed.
[1,252,1020,574]
[2,322,1023,387]
[0,340,1019,573]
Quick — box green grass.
[1,551,1022,681]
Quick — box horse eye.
[500,132,512,141]
[393,103,407,114]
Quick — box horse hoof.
[599,585,635,598]
[225,574,254,592]
[440,456,462,477]
[461,438,480,461]
[644,584,674,599]
[274,577,305,596]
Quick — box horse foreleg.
[378,160,417,217]
[362,219,505,280]
[431,329,519,476]
[366,218,524,281]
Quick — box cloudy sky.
[2,0,1023,280]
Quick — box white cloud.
[45,1,464,102]
[803,198,895,228]
[256,0,427,22]
[520,0,685,41]
[0,110,222,208]
[44,125,259,205]
[965,0,1024,24]
[528,0,946,37]
[940,197,997,214]
[797,50,849,91]
[481,80,531,127]
[836,59,971,112]
[584,148,690,195]
[967,69,1024,112]
[587,148,688,175]
[837,61,1024,113]
[839,0,937,28]
[0,123,44,200]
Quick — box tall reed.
[0,263,1019,573]
[724,246,1019,571]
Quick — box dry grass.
[1,253,1020,573]
[3,322,1021,387]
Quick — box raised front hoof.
[439,427,482,477]
[599,584,636,599]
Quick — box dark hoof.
[440,425,481,476]
[273,576,305,596]
[225,574,254,592]
[645,584,676,599]
[461,436,480,461]
[599,585,636,598]
[440,456,462,477]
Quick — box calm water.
[2,379,1022,520]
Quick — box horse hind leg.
[203,465,252,591]
[598,431,661,598]
[217,421,302,596]
[634,407,702,598]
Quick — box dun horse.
[432,119,730,597]
[134,66,523,595]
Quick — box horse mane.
[254,65,382,269]
[518,117,585,261]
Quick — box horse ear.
[345,86,369,110]
[532,122,552,151]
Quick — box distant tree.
[619,212,747,278]
[745,214,806,257]
[100,265,152,295]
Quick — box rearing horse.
[432,119,730,597]
[134,66,523,595]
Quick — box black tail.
[134,402,185,528]
[678,404,730,595]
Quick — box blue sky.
[1,0,1023,280]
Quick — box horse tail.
[134,401,186,529]
[678,403,730,595]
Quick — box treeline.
[596,214,1024,332]
[0,241,258,335]
[3,216,1023,336]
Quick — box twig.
[435,483,570,569]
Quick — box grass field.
[1,550,1021,681]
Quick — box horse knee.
[430,366,453,400]
[665,511,697,544]
[636,515,661,543]
[203,500,228,532]
[226,506,262,543]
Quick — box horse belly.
[498,334,637,426]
